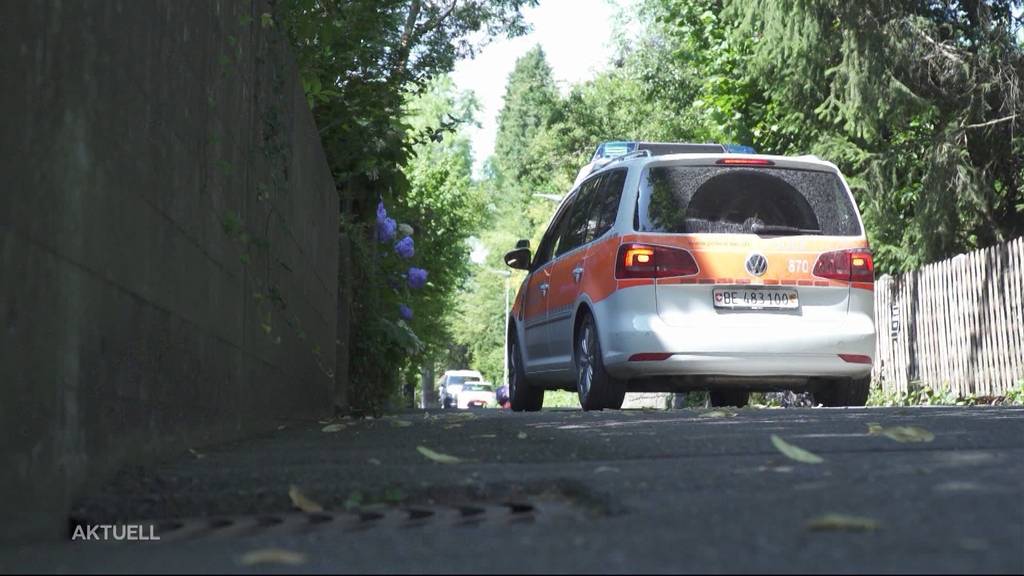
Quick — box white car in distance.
[455,381,498,409]
[438,369,484,409]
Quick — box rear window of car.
[636,165,862,236]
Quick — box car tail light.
[616,244,699,279]
[812,249,874,283]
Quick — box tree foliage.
[452,0,1024,384]
[277,0,534,412]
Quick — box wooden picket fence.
[872,237,1024,397]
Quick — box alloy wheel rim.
[577,324,594,398]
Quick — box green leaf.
[806,513,879,532]
[869,425,935,443]
[239,548,306,566]
[770,434,824,464]
[288,485,323,513]
[416,445,462,464]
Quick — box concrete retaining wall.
[0,0,339,541]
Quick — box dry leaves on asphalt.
[321,423,346,433]
[187,448,205,459]
[770,434,824,464]
[390,419,413,428]
[416,445,462,464]
[288,485,324,513]
[517,431,528,439]
[238,548,307,566]
[806,513,880,532]
[867,423,935,443]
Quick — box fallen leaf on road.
[700,409,737,418]
[288,485,323,513]
[473,434,497,439]
[806,513,879,532]
[239,548,307,566]
[368,458,381,466]
[188,448,205,459]
[417,446,462,464]
[321,423,345,433]
[344,490,363,510]
[517,432,528,439]
[277,424,287,431]
[446,412,477,420]
[444,423,463,429]
[390,419,413,428]
[383,487,407,503]
[771,434,824,464]
[868,424,934,443]
[594,466,620,474]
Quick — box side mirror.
[504,247,531,270]
[515,239,530,249]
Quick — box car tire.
[575,313,626,411]
[709,389,749,408]
[814,376,870,407]
[508,329,544,412]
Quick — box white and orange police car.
[503,142,875,411]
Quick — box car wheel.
[814,376,870,407]
[709,389,749,408]
[575,313,626,411]
[508,329,544,412]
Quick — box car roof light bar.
[590,141,727,162]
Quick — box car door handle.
[572,266,584,283]
[539,282,549,295]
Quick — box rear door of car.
[544,169,628,370]
[544,175,601,369]
[521,198,575,371]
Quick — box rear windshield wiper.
[749,223,822,236]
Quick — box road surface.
[3,405,1023,573]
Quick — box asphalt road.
[3,405,1023,573]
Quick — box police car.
[503,141,876,411]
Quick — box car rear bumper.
[594,288,875,380]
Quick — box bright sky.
[451,0,637,176]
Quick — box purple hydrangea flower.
[407,267,428,289]
[376,201,396,242]
[395,236,415,259]
[377,217,396,243]
[399,304,413,321]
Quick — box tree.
[277,0,536,413]
[645,0,1024,272]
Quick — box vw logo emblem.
[745,253,768,277]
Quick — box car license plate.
[713,287,799,310]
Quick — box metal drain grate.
[122,502,541,542]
